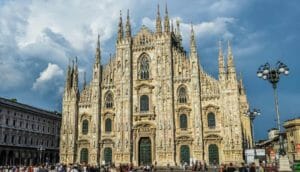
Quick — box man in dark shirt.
[227,163,236,172]
[239,163,248,172]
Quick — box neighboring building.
[60,6,252,166]
[256,128,288,163]
[0,97,61,165]
[284,117,300,162]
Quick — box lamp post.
[245,108,261,148]
[257,61,289,156]
[38,145,45,164]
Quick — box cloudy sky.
[0,0,299,140]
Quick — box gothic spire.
[125,9,131,38]
[176,20,182,44]
[164,3,170,33]
[190,24,197,55]
[117,10,123,41]
[238,73,246,95]
[72,57,79,90]
[218,41,226,81]
[227,40,236,75]
[65,58,72,90]
[95,34,101,66]
[156,4,162,34]
[83,71,86,89]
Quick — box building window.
[80,148,89,163]
[105,118,112,132]
[5,118,9,125]
[4,135,7,143]
[140,95,149,112]
[11,136,15,144]
[139,55,150,80]
[180,114,188,129]
[82,120,89,135]
[178,87,187,103]
[18,136,21,144]
[105,92,113,109]
[207,112,216,128]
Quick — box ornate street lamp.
[38,145,45,164]
[257,61,289,156]
[245,108,261,148]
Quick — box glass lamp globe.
[284,69,289,75]
[279,67,285,73]
[263,69,269,74]
[257,72,263,78]
[262,75,267,80]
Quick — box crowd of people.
[0,162,278,172]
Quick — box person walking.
[249,163,256,172]
[226,163,236,172]
[239,163,247,172]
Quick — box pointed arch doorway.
[138,137,152,165]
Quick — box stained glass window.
[105,118,112,132]
[207,112,216,128]
[178,87,187,103]
[82,120,89,134]
[139,55,149,80]
[105,92,113,109]
[140,95,149,112]
[180,114,187,129]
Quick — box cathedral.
[60,5,252,166]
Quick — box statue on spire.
[218,41,226,81]
[227,40,237,80]
[125,9,131,38]
[164,3,170,33]
[156,4,162,34]
[118,10,123,41]
[95,34,101,66]
[190,24,197,53]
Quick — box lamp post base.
[278,155,292,172]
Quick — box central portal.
[138,137,152,165]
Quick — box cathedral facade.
[60,6,252,166]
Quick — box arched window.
[105,92,113,109]
[105,118,112,132]
[178,87,187,103]
[140,95,149,112]
[82,120,89,134]
[139,55,149,80]
[207,112,216,128]
[180,114,188,129]
[80,148,89,163]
